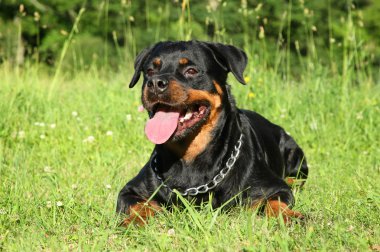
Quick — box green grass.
[0,59,379,251]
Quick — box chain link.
[151,134,243,196]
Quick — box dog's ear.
[202,42,248,85]
[129,46,153,88]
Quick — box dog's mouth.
[145,103,210,144]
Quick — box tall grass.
[0,1,379,251]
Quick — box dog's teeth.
[184,111,193,120]
[179,118,185,123]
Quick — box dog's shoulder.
[239,109,285,140]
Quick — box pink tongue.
[145,109,180,144]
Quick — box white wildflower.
[18,131,25,139]
[347,225,354,232]
[43,166,52,173]
[83,136,95,143]
[356,112,363,120]
[34,122,44,127]
[167,228,175,236]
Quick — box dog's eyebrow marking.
[153,58,161,66]
[179,58,189,65]
[213,80,224,95]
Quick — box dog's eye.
[184,67,198,77]
[146,68,154,77]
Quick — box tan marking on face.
[179,58,189,65]
[142,85,150,107]
[213,80,224,95]
[153,58,161,67]
[167,80,188,103]
[166,81,223,162]
[143,80,187,110]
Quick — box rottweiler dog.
[117,41,308,225]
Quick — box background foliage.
[0,1,379,251]
[0,0,379,75]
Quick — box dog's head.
[129,41,247,146]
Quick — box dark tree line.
[0,0,379,68]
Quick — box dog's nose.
[147,78,169,93]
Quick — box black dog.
[117,41,308,225]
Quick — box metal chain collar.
[150,134,243,196]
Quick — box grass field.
[0,57,379,251]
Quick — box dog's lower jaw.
[163,108,228,163]
[169,111,210,143]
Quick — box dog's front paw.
[281,209,305,224]
[120,201,161,227]
[265,200,304,224]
